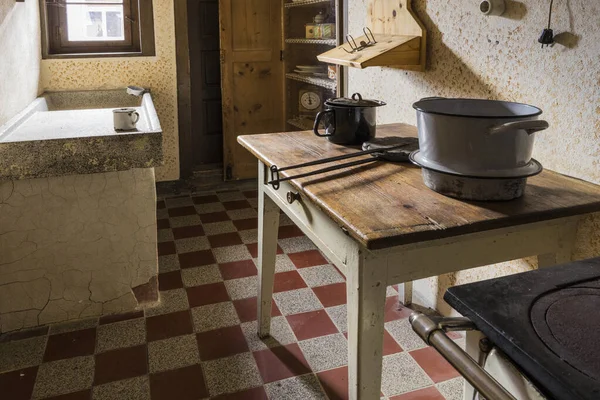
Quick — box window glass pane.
[66,4,124,41]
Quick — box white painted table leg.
[538,217,579,268]
[346,250,388,400]
[463,330,485,400]
[397,281,413,305]
[257,162,280,338]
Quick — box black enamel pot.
[313,93,386,145]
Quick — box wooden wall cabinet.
[317,0,426,71]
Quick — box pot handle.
[313,109,334,137]
[489,120,549,135]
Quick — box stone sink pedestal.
[0,90,162,333]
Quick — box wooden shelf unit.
[317,0,426,71]
[283,0,341,132]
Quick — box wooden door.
[219,0,284,180]
[188,0,223,166]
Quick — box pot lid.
[325,93,386,108]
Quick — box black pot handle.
[313,109,335,137]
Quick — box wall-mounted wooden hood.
[317,0,426,71]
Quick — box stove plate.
[444,257,600,400]
[531,287,600,381]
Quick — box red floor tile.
[146,310,193,342]
[193,194,219,204]
[157,241,176,256]
[219,260,257,280]
[178,250,216,269]
[410,347,460,383]
[196,325,249,361]
[389,386,445,400]
[43,390,91,400]
[156,200,166,209]
[157,218,170,229]
[186,282,230,307]
[318,365,384,399]
[99,310,144,325]
[288,250,329,269]
[278,225,304,239]
[384,296,413,323]
[273,270,308,293]
[150,364,208,400]
[317,366,348,400]
[232,218,258,231]
[211,386,268,399]
[383,329,403,355]
[199,211,230,223]
[242,190,259,199]
[223,200,251,210]
[253,343,311,383]
[172,225,205,240]
[313,283,347,308]
[158,271,183,291]
[246,243,283,258]
[208,232,243,248]
[43,328,96,362]
[0,326,48,343]
[94,344,148,385]
[286,310,338,341]
[168,206,197,217]
[233,296,282,323]
[0,367,38,400]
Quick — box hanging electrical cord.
[538,0,555,48]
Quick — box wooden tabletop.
[239,123,600,250]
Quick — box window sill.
[42,51,156,60]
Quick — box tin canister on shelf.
[328,65,337,80]
[305,24,319,39]
[319,23,335,39]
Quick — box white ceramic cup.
[113,108,140,131]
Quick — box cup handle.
[131,111,140,124]
[489,120,549,135]
[313,109,334,137]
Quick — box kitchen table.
[238,123,600,400]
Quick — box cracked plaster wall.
[347,0,600,315]
[0,168,158,333]
[39,0,179,182]
[0,0,41,127]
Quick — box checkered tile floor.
[0,185,465,400]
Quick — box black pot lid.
[325,93,386,108]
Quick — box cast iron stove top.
[444,257,600,400]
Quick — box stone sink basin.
[0,89,163,180]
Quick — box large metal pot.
[313,93,386,145]
[412,98,549,176]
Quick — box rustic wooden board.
[239,123,600,250]
[317,35,421,69]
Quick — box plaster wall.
[347,0,600,314]
[0,0,41,126]
[0,168,158,333]
[39,0,179,182]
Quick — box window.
[41,0,155,57]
